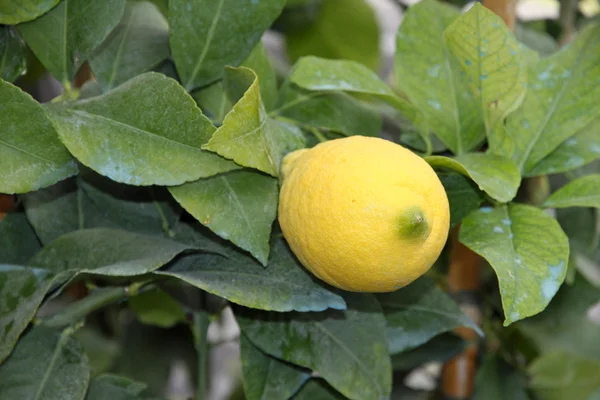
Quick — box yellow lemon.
[278,136,450,292]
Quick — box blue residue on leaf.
[465,59,472,66]
[480,207,493,213]
[480,75,487,80]
[427,99,442,110]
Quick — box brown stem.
[0,194,15,221]
[483,0,517,31]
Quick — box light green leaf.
[89,1,170,92]
[242,41,278,112]
[169,170,278,266]
[426,153,521,203]
[0,80,77,194]
[203,67,305,177]
[0,211,41,265]
[394,0,484,154]
[237,294,392,400]
[0,265,54,363]
[544,174,600,209]
[192,82,233,125]
[0,0,60,24]
[460,204,569,325]
[47,73,237,186]
[129,289,186,328]
[169,0,285,91]
[529,352,600,400]
[379,277,481,354]
[18,0,126,83]
[86,375,149,400]
[439,172,484,228]
[29,228,194,277]
[473,354,530,400]
[515,24,558,57]
[503,23,600,175]
[0,27,26,83]
[293,380,345,400]
[156,235,346,312]
[0,325,89,400]
[443,3,527,137]
[285,0,380,71]
[240,334,310,400]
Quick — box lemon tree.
[0,0,599,399]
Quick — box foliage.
[0,0,599,399]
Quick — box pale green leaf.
[503,23,600,175]
[18,0,126,83]
[47,73,238,186]
[156,235,346,312]
[0,80,77,194]
[285,0,380,71]
[378,277,481,354]
[0,325,89,400]
[515,24,558,56]
[395,0,484,154]
[439,173,484,228]
[0,27,26,83]
[529,352,600,400]
[169,0,285,91]
[240,335,310,400]
[129,289,186,328]
[0,0,60,24]
[0,265,54,363]
[0,211,41,265]
[237,294,392,400]
[169,170,278,266]
[90,1,170,92]
[86,375,149,400]
[426,153,521,203]
[473,354,530,400]
[460,204,569,325]
[443,3,527,137]
[242,41,278,111]
[544,174,600,209]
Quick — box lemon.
[278,136,450,292]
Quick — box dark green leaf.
[0,265,54,363]
[86,374,149,400]
[293,380,345,400]
[241,334,310,400]
[29,228,194,276]
[544,174,600,209]
[0,211,41,264]
[285,0,380,71]
[473,354,530,400]
[18,0,126,83]
[460,204,569,325]
[0,325,89,400]
[237,294,392,400]
[439,172,484,228]
[0,80,77,194]
[90,1,170,92]
[73,328,120,376]
[0,27,26,83]
[169,170,278,265]
[157,235,346,312]
[47,73,237,186]
[129,288,186,328]
[391,333,466,371]
[169,0,285,91]
[378,277,480,354]
[0,0,60,24]
[426,153,521,203]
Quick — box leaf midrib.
[33,331,69,400]
[0,137,60,165]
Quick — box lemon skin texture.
[278,136,450,293]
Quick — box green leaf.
[0,325,89,400]
[0,265,54,363]
[169,170,278,265]
[293,380,345,400]
[237,294,392,400]
[29,228,194,276]
[443,3,527,138]
[518,274,600,359]
[203,67,305,177]
[426,153,521,203]
[274,82,382,137]
[394,0,484,154]
[169,0,285,91]
[473,354,530,400]
[544,174,600,209]
[73,328,120,376]
[242,41,278,112]
[439,172,484,228]
[460,204,569,325]
[240,334,310,400]
[503,23,600,175]
[0,0,60,24]
[378,277,480,354]
[0,80,77,194]
[515,24,558,57]
[0,27,26,83]
[391,333,466,371]
[192,82,233,125]
[157,235,346,312]
[129,288,186,328]
[529,352,600,400]
[0,211,41,265]
[86,375,150,400]
[89,1,170,92]
[47,73,237,186]
[18,0,126,83]
[285,0,380,71]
